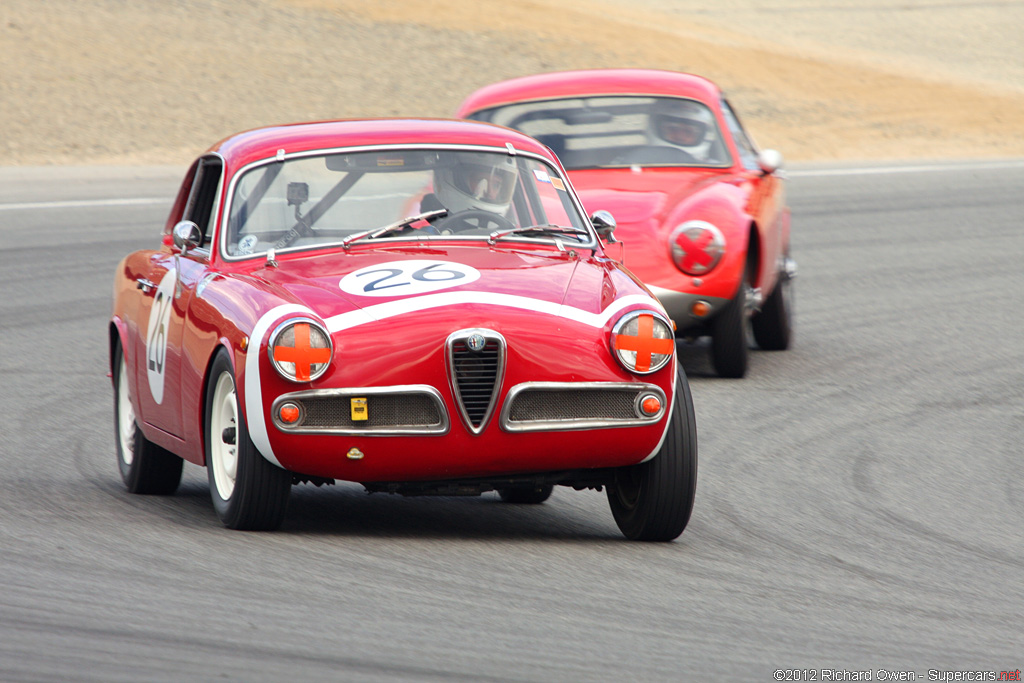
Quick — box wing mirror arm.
[590,210,618,244]
[172,220,203,255]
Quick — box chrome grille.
[271,386,448,435]
[500,382,666,432]
[302,394,442,429]
[508,389,638,422]
[447,329,505,434]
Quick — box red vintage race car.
[109,118,697,540]
[458,69,796,377]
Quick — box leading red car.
[109,118,697,540]
[458,69,795,377]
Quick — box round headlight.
[268,318,333,382]
[669,220,725,276]
[611,310,674,374]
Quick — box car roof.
[205,118,555,171]
[456,69,723,117]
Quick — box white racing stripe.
[0,197,168,211]
[326,292,667,333]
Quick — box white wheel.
[205,350,291,530]
[117,354,136,467]
[112,341,182,494]
[209,371,239,502]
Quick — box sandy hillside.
[1,0,1022,166]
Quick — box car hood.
[239,244,642,325]
[568,167,727,224]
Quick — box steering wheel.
[435,210,516,234]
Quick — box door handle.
[136,278,156,294]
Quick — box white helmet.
[434,153,518,215]
[647,99,716,160]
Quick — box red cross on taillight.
[614,313,674,372]
[272,322,331,381]
[670,221,724,276]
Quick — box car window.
[719,99,760,171]
[468,96,731,170]
[223,148,591,258]
[185,157,223,246]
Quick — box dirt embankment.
[1,0,1022,166]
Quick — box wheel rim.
[117,355,135,466]
[210,371,239,501]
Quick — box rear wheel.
[607,365,697,541]
[752,262,794,350]
[205,350,291,530]
[113,342,183,494]
[497,484,554,504]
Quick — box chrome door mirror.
[172,220,202,254]
[757,149,784,175]
[590,210,617,243]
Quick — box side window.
[184,157,223,247]
[720,99,760,171]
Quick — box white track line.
[0,197,167,211]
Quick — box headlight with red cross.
[610,310,674,375]
[268,318,333,382]
[669,220,725,276]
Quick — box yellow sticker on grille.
[350,397,368,421]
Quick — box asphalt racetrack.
[1,160,1022,680]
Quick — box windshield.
[468,96,731,170]
[223,148,592,258]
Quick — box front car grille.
[500,382,667,432]
[271,386,448,435]
[446,329,505,434]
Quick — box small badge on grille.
[351,397,368,421]
[346,447,364,460]
[467,334,486,352]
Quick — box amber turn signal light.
[278,402,301,424]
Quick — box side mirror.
[590,210,617,243]
[757,149,784,175]
[172,220,202,254]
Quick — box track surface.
[1,161,1022,680]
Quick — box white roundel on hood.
[339,260,481,298]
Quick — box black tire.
[607,364,698,541]
[710,276,749,378]
[497,484,554,504]
[113,342,183,495]
[752,267,793,351]
[205,350,291,530]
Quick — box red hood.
[568,167,726,224]
[234,244,650,323]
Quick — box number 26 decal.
[339,260,480,297]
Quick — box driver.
[433,153,518,218]
[647,99,716,161]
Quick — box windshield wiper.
[487,225,590,245]
[342,209,448,250]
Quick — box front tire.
[113,342,183,494]
[752,264,793,351]
[710,276,750,378]
[205,350,291,530]
[607,364,697,541]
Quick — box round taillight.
[669,221,725,276]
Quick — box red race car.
[458,69,795,377]
[109,118,697,540]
